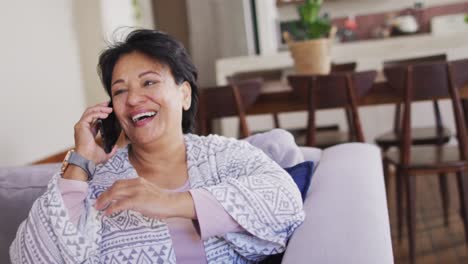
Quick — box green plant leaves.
[296,0,331,40]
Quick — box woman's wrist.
[62,165,89,182]
[170,192,196,219]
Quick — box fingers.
[104,199,136,216]
[95,179,140,210]
[82,106,113,123]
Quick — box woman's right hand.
[74,101,118,164]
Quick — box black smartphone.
[98,101,121,153]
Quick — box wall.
[75,0,142,107]
[73,0,107,107]
[187,0,254,87]
[0,0,148,166]
[152,0,191,53]
[0,0,86,166]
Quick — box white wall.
[73,0,107,107]
[0,0,145,166]
[0,0,86,166]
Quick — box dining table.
[245,73,468,116]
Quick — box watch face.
[61,150,74,174]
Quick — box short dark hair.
[98,29,199,133]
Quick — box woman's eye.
[144,80,158,87]
[113,89,126,96]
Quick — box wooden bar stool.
[287,70,376,148]
[383,61,468,264]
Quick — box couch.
[0,143,393,263]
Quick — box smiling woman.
[9,29,305,264]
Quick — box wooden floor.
[387,173,468,263]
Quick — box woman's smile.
[130,109,158,127]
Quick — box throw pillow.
[284,161,314,201]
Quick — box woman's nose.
[126,88,146,106]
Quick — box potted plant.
[283,0,336,74]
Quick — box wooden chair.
[375,54,451,152]
[278,62,359,142]
[228,70,283,129]
[383,61,468,264]
[449,58,468,124]
[376,55,452,226]
[197,79,262,138]
[287,70,376,148]
[331,62,357,73]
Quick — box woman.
[10,29,304,263]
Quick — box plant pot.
[287,38,331,75]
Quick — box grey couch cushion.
[0,163,59,263]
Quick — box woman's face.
[110,51,191,145]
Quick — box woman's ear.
[181,81,192,110]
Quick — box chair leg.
[406,174,417,264]
[383,159,390,194]
[438,173,450,227]
[397,167,404,242]
[456,171,468,245]
[273,113,280,128]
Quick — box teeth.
[132,111,156,123]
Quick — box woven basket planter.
[288,37,331,75]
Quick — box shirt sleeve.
[10,173,101,264]
[200,138,305,262]
[57,178,88,226]
[190,188,245,240]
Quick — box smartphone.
[98,101,121,153]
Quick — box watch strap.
[66,151,96,180]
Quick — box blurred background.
[1,0,468,167]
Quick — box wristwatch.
[61,149,96,181]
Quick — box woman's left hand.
[94,177,196,219]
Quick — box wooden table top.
[246,80,468,115]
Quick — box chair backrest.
[384,62,449,101]
[331,62,357,73]
[384,54,448,132]
[449,58,468,89]
[398,61,468,164]
[229,69,282,82]
[287,71,376,146]
[384,62,451,101]
[197,79,262,137]
[288,71,376,109]
[383,54,447,68]
[449,59,468,158]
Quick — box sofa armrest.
[282,143,393,264]
[0,163,59,263]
